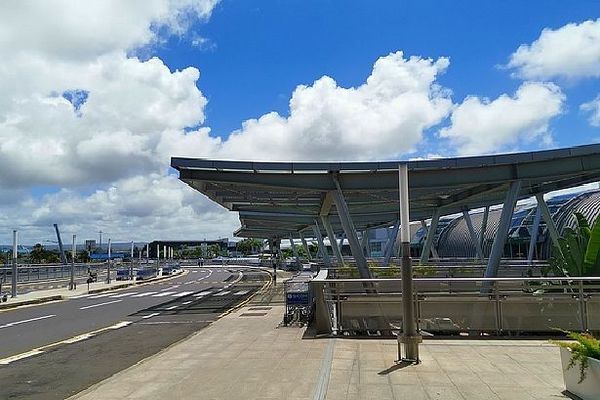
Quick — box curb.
[0,295,63,310]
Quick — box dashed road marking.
[172,291,194,297]
[214,291,230,296]
[110,292,137,298]
[182,301,192,305]
[0,350,44,365]
[79,300,122,310]
[131,291,157,297]
[152,291,175,297]
[165,305,178,310]
[234,290,249,296]
[142,312,160,319]
[0,314,57,329]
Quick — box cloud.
[581,96,600,127]
[508,19,600,80]
[167,51,453,161]
[439,82,565,155]
[6,174,238,244]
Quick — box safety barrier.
[311,270,600,336]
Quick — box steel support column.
[419,208,440,264]
[321,216,344,266]
[527,205,542,265]
[535,193,561,249]
[484,181,521,278]
[463,209,484,261]
[299,232,312,261]
[364,229,372,257]
[331,176,372,279]
[398,163,420,362]
[480,205,490,252]
[312,221,331,267]
[383,220,400,267]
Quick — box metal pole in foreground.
[398,164,421,363]
[69,234,76,290]
[106,239,112,284]
[11,230,17,298]
[130,241,134,280]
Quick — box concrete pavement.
[70,303,568,399]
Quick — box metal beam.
[484,181,522,278]
[313,220,331,267]
[383,220,400,267]
[535,193,561,249]
[463,209,484,261]
[480,205,489,252]
[527,205,542,265]
[321,216,344,266]
[299,232,312,261]
[331,175,372,278]
[419,208,440,263]
[361,230,369,257]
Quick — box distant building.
[147,239,230,258]
[85,240,96,250]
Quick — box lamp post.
[106,239,112,283]
[11,230,17,298]
[130,241,134,280]
[69,234,76,290]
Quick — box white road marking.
[214,291,230,296]
[63,333,94,344]
[165,305,178,310]
[185,281,194,285]
[0,350,44,365]
[182,301,192,305]
[152,291,175,297]
[79,299,122,310]
[131,291,157,297]
[0,314,57,329]
[110,321,132,329]
[170,285,180,289]
[172,291,194,297]
[71,294,92,299]
[88,293,112,299]
[110,292,137,298]
[142,312,160,319]
[194,291,212,296]
[234,290,249,295]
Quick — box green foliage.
[413,265,436,277]
[551,331,600,383]
[28,243,61,264]
[236,238,262,255]
[549,213,600,276]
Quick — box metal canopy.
[171,144,600,239]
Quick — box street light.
[106,238,112,283]
[69,234,76,290]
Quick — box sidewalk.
[70,304,568,400]
[0,272,184,310]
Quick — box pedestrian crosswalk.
[75,287,253,301]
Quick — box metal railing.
[311,271,600,336]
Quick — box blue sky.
[1,1,600,244]
[156,0,600,151]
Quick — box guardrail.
[311,271,600,336]
[0,263,107,284]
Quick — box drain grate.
[248,307,272,311]
[239,312,267,317]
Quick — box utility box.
[284,272,314,326]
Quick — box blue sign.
[287,292,309,305]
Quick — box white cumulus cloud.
[167,51,453,161]
[581,96,600,127]
[439,82,565,155]
[508,19,600,80]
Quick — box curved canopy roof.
[171,144,600,239]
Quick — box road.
[0,265,270,400]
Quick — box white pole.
[106,239,112,283]
[70,234,76,290]
[11,230,17,297]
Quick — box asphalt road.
[0,266,270,400]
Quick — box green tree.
[236,238,262,255]
[549,213,600,276]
